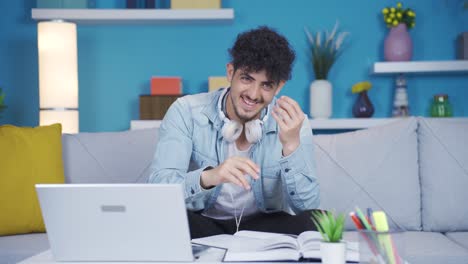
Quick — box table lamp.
[38,20,79,133]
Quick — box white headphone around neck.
[217,88,270,144]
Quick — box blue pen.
[367,208,374,226]
[355,207,372,230]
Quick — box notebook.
[35,183,194,262]
[192,230,359,262]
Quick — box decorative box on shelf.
[139,94,182,120]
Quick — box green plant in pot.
[311,210,346,264]
[0,87,6,119]
[305,21,349,119]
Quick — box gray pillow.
[314,117,421,231]
[62,128,159,183]
[419,118,468,232]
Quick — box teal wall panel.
[1,0,467,131]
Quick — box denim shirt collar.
[201,88,278,135]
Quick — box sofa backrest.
[61,128,159,183]
[60,118,427,232]
[418,117,468,232]
[313,117,421,231]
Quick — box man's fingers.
[231,159,259,180]
[234,157,260,174]
[273,106,294,124]
[272,110,287,130]
[239,164,260,180]
[277,98,299,119]
[281,96,304,115]
[228,168,251,189]
[227,174,246,189]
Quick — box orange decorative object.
[150,77,182,95]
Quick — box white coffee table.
[19,246,227,264]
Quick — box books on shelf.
[192,230,359,262]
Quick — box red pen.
[349,212,364,229]
[350,212,380,256]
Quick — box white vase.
[320,241,346,264]
[310,80,332,119]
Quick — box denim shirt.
[148,89,320,214]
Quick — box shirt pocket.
[261,164,282,199]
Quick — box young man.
[149,26,320,238]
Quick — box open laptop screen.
[36,184,193,262]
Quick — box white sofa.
[1,117,468,264]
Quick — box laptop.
[35,184,194,262]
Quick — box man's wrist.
[200,167,215,189]
[282,142,300,157]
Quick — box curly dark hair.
[228,26,296,84]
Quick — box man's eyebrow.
[240,72,275,84]
[261,80,274,86]
[240,72,255,80]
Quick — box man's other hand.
[200,157,260,190]
[271,96,305,156]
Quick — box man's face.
[226,63,285,123]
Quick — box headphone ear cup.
[245,119,263,144]
[222,120,243,143]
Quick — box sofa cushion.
[344,231,468,264]
[314,117,421,231]
[446,232,468,250]
[0,233,49,263]
[62,128,159,183]
[0,124,65,236]
[419,118,468,232]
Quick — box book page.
[235,230,297,240]
[231,230,299,251]
[297,231,322,251]
[192,234,265,250]
[224,248,301,262]
[192,233,298,252]
[222,231,301,262]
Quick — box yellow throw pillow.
[0,123,65,236]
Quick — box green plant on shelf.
[304,21,349,80]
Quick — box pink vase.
[384,23,413,61]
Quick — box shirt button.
[285,168,290,173]
[290,191,295,195]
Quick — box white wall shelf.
[31,8,234,24]
[372,60,468,74]
[130,118,400,131]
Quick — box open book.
[192,230,359,262]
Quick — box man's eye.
[241,76,251,81]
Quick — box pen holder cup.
[358,230,407,264]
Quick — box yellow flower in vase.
[381,2,415,61]
[351,81,374,118]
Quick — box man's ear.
[275,81,286,96]
[226,63,235,82]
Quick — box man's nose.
[245,84,261,101]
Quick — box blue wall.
[1,0,467,132]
